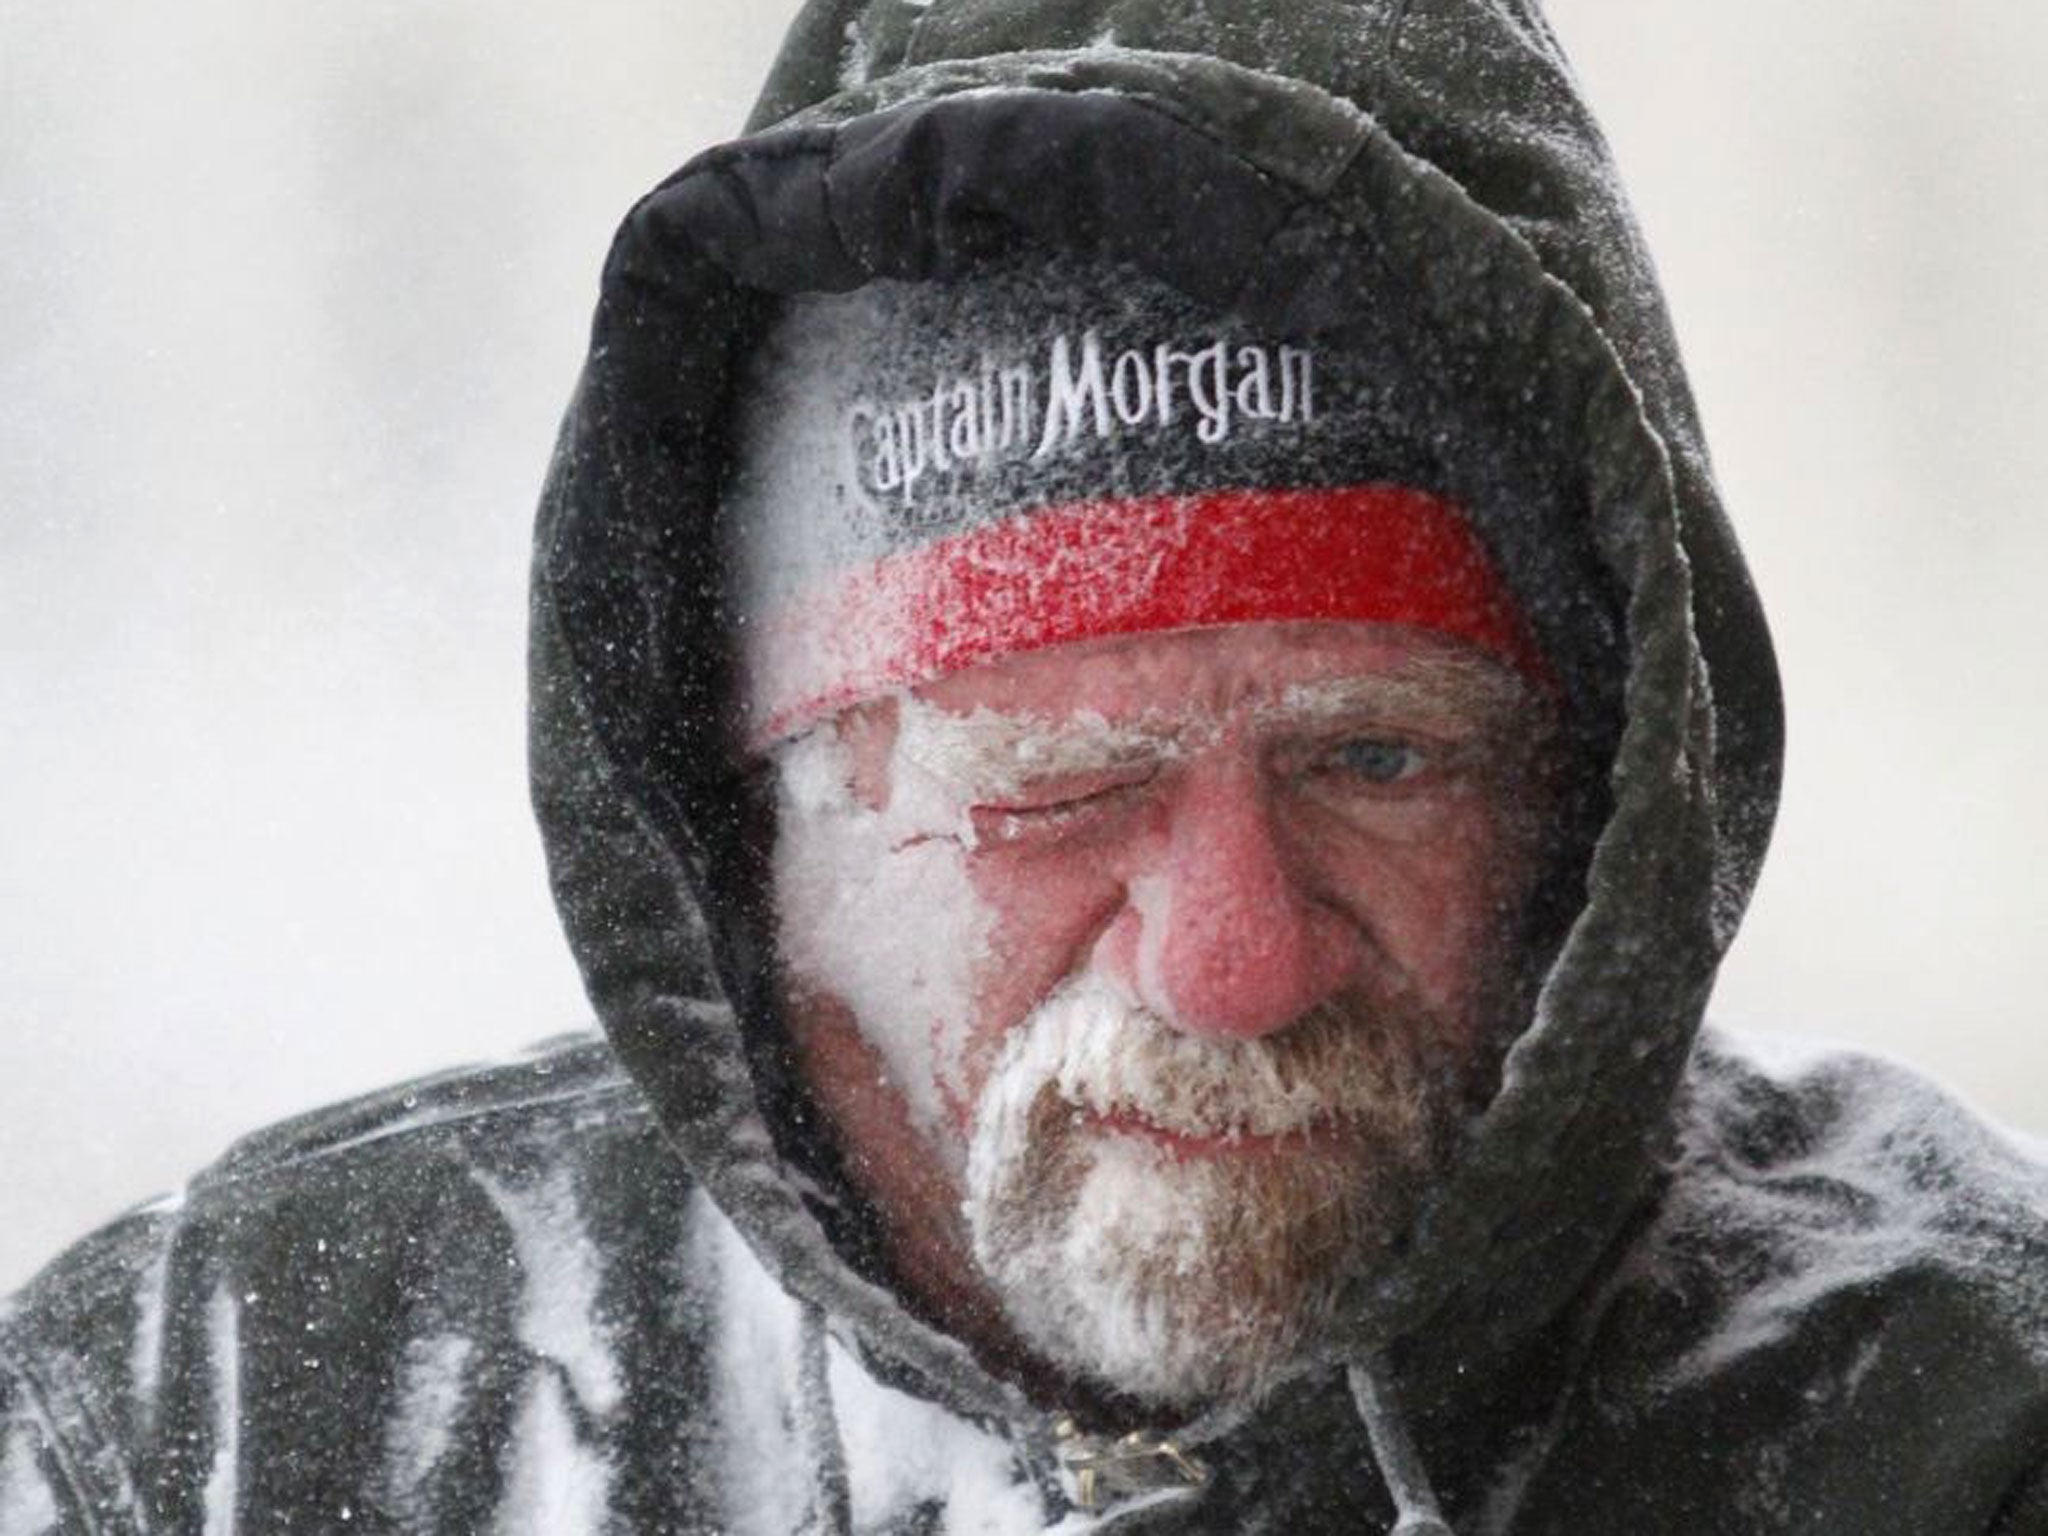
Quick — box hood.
[528,0,1783,1447]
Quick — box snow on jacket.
[4,0,2046,1530]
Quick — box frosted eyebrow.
[892,698,1180,802]
[1259,657,1539,735]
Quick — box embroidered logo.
[851,328,1316,504]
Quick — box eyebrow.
[888,654,1544,798]
[1259,659,1539,737]
[891,701,1180,801]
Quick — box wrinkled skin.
[776,619,1559,1406]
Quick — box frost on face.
[891,698,1172,810]
[769,640,1516,1386]
[771,690,1189,1133]
[771,699,993,1135]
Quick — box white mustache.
[981,971,1424,1143]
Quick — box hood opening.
[531,58,1771,1434]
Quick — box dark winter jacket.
[4,1,2045,1531]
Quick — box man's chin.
[967,1097,1431,1410]
[957,971,1471,1407]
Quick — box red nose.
[1103,755,1358,1039]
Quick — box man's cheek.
[932,1022,984,1142]
[936,969,1030,1145]
[948,917,1087,1133]
[775,799,999,1139]
[964,851,1124,996]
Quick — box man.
[728,252,1591,1444]
[2,2,2043,1533]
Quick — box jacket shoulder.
[0,1034,697,1530]
[1667,1032,2048,1338]
[192,1030,647,1185]
[1518,1032,2048,1533]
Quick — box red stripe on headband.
[746,485,1542,743]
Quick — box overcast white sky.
[2,0,2043,1294]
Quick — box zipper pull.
[1052,1416,1211,1514]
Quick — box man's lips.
[1081,1105,1341,1160]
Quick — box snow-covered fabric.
[0,1035,2041,1531]
[5,0,2046,1529]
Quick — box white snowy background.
[2,0,2042,1294]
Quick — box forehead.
[911,620,1528,727]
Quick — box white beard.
[962,971,1466,1409]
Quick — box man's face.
[771,620,1556,1407]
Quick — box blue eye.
[1331,739,1423,784]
